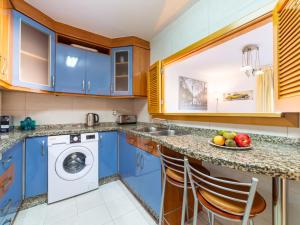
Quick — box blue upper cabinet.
[99,132,118,178]
[86,51,111,95]
[55,44,86,94]
[56,44,111,95]
[12,10,55,91]
[111,47,133,96]
[25,137,48,198]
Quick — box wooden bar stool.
[158,146,210,225]
[184,157,266,225]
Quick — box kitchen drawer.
[126,134,138,146]
[138,138,160,157]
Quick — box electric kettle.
[86,113,99,127]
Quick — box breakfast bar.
[1,124,298,225]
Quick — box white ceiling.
[25,0,199,41]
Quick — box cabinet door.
[118,133,137,191]
[25,137,48,198]
[112,47,133,96]
[99,132,118,178]
[12,10,55,91]
[274,0,300,112]
[0,2,12,82]
[55,44,86,94]
[0,141,23,224]
[139,151,162,216]
[86,52,111,95]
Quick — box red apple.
[234,134,251,147]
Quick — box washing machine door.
[55,146,94,181]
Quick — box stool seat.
[198,177,266,216]
[166,165,210,183]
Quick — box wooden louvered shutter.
[148,61,162,114]
[274,0,300,111]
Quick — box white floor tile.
[113,210,149,225]
[75,189,105,214]
[44,198,77,225]
[14,181,157,225]
[77,204,112,225]
[99,181,128,202]
[106,195,136,219]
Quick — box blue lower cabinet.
[25,137,48,198]
[99,132,118,178]
[118,133,162,215]
[119,133,137,191]
[0,141,23,225]
[136,150,161,215]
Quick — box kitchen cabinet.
[0,0,12,83]
[12,10,55,91]
[56,43,111,95]
[111,47,133,96]
[86,51,111,95]
[119,132,137,190]
[55,44,86,94]
[99,132,118,178]
[25,137,48,198]
[119,133,161,216]
[112,46,150,96]
[0,141,23,225]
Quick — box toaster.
[116,115,137,124]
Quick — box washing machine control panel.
[70,134,81,144]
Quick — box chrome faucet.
[152,118,171,130]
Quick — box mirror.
[164,22,274,113]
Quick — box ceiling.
[24,0,199,41]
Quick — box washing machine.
[48,133,98,203]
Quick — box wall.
[147,1,300,224]
[150,0,277,63]
[1,91,135,125]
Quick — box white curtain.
[256,66,274,112]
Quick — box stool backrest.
[184,157,258,225]
[158,147,186,188]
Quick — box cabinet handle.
[1,156,12,167]
[141,155,145,170]
[136,152,140,169]
[41,140,45,156]
[0,198,12,215]
[82,80,85,91]
[52,76,55,88]
[88,81,91,92]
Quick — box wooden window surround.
[148,5,300,127]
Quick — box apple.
[234,134,251,147]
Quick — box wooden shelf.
[151,112,300,127]
[21,50,48,62]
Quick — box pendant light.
[241,44,263,77]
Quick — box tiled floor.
[14,181,157,225]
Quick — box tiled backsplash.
[1,91,135,125]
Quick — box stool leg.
[207,210,211,225]
[159,174,167,225]
[181,171,188,225]
[249,219,254,225]
[192,200,198,225]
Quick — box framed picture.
[223,90,254,101]
[179,76,207,110]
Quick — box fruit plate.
[208,140,253,150]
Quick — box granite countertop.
[1,123,300,180]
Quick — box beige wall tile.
[2,91,26,111]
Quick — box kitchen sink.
[133,126,162,133]
[151,129,190,136]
